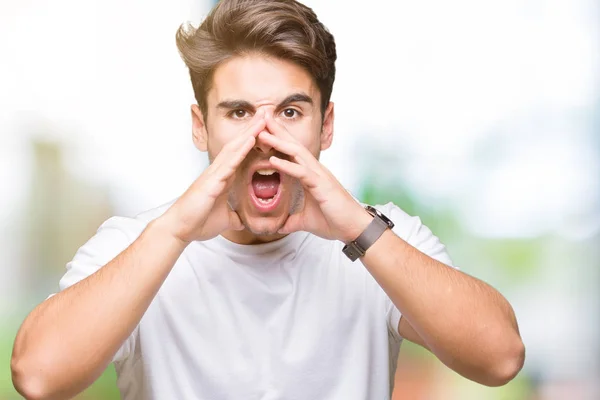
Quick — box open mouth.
[249,168,282,212]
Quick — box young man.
[11,1,525,399]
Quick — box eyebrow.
[216,92,314,111]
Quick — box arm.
[249,116,525,386]
[11,218,187,400]
[11,112,267,400]
[359,220,525,387]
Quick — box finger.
[269,156,318,189]
[215,109,266,163]
[207,136,255,192]
[227,118,265,153]
[214,112,266,177]
[264,112,299,143]
[258,131,306,164]
[262,115,319,168]
[228,210,245,231]
[242,108,267,138]
[223,135,257,172]
[209,135,257,188]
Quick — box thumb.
[278,213,303,234]
[228,211,245,231]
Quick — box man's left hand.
[258,114,372,243]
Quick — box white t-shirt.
[54,199,454,400]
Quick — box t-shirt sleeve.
[50,216,145,363]
[378,203,456,340]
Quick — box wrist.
[153,212,193,248]
[341,208,373,244]
[341,205,395,262]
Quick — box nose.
[254,130,274,154]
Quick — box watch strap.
[356,216,389,252]
[342,213,389,261]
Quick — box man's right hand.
[162,109,267,244]
[11,110,268,400]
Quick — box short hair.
[175,0,337,118]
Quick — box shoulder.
[363,201,423,243]
[132,198,177,226]
[96,198,177,241]
[363,201,454,268]
[59,198,178,290]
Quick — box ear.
[320,101,335,151]
[191,104,208,152]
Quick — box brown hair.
[175,0,336,119]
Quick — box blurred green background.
[1,0,598,399]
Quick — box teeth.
[256,169,277,176]
[258,197,275,203]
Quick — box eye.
[230,109,249,119]
[281,108,300,119]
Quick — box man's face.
[191,54,334,242]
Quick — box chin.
[242,214,286,237]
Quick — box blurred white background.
[1,0,598,398]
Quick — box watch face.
[365,206,395,229]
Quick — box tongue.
[252,174,280,199]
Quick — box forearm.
[361,229,524,386]
[11,216,187,400]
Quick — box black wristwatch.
[342,206,395,261]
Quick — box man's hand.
[163,110,267,244]
[10,110,270,398]
[259,113,372,243]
